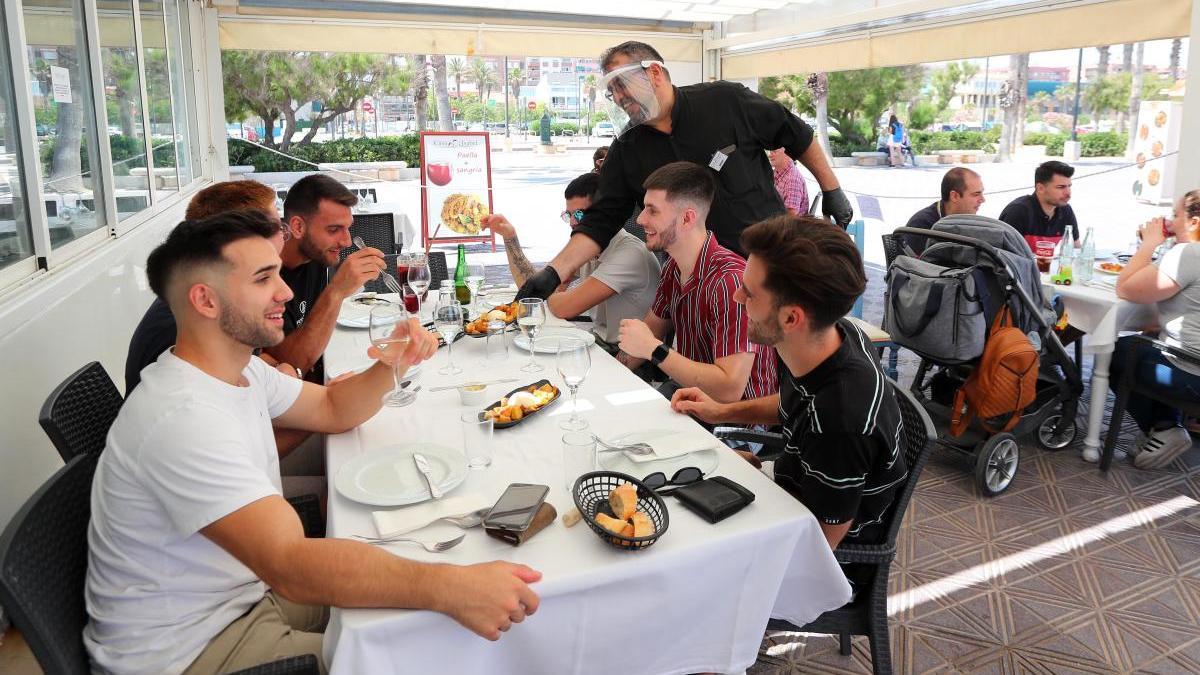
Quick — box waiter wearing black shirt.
[517,41,853,301]
[998,160,1079,247]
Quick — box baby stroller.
[887,215,1084,495]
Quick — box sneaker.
[1133,427,1196,469]
[1081,446,1128,463]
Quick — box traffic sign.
[527,102,536,111]
[361,101,375,113]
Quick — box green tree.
[930,61,978,117]
[470,58,497,100]
[221,50,285,148]
[1029,91,1052,116]
[1082,73,1131,129]
[448,57,466,99]
[761,68,918,150]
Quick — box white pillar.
[1172,0,1200,197]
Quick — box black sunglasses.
[643,467,704,494]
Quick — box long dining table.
[320,298,852,674]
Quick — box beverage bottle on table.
[453,244,470,305]
[1056,225,1074,283]
[1075,227,1095,284]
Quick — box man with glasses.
[483,172,659,352]
[516,40,853,303]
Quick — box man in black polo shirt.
[900,167,985,255]
[516,40,854,301]
[999,160,1079,250]
[671,215,907,591]
[264,175,386,382]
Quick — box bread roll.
[631,512,653,538]
[609,484,638,520]
[594,513,628,536]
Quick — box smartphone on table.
[483,483,549,532]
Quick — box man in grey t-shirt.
[484,173,660,347]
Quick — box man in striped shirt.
[617,161,778,403]
[672,215,906,591]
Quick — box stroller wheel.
[1036,414,1078,451]
[975,433,1019,496]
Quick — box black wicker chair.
[0,453,320,675]
[38,361,123,462]
[719,381,936,675]
[1101,334,1200,471]
[880,233,905,267]
[427,250,449,286]
[337,212,399,294]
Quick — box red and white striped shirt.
[650,234,779,400]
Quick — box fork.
[351,508,490,543]
[357,533,465,552]
[592,434,655,456]
[353,236,405,296]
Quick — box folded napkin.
[372,495,492,538]
[621,430,719,463]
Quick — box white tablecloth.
[1041,274,1152,451]
[321,314,852,674]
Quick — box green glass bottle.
[453,244,470,305]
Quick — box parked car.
[594,121,615,138]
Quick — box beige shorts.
[182,592,329,675]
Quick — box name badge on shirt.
[709,144,736,172]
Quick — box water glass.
[466,262,486,311]
[561,432,596,493]
[517,298,546,373]
[485,319,509,361]
[461,412,495,469]
[435,298,464,375]
[368,304,416,407]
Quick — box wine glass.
[556,338,591,430]
[466,261,486,312]
[368,304,416,407]
[406,253,431,318]
[517,298,545,373]
[434,297,465,375]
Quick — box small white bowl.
[458,382,490,406]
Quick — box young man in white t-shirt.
[483,172,660,349]
[85,212,542,675]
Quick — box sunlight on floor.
[886,494,1199,616]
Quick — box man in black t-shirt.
[672,214,907,591]
[265,175,386,382]
[125,180,288,393]
[900,167,985,255]
[998,160,1078,248]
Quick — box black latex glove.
[822,187,854,229]
[515,266,561,301]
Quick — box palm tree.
[508,67,524,106]
[581,74,597,136]
[1097,45,1110,76]
[430,54,452,131]
[470,58,496,101]
[448,57,466,99]
[1170,39,1182,80]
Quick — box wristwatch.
[650,343,670,366]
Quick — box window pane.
[97,0,152,221]
[23,0,102,248]
[1,2,33,273]
[140,0,179,194]
[163,0,192,187]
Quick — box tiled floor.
[751,267,1200,674]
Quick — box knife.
[412,453,442,499]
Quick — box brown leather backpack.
[950,306,1039,436]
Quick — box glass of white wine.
[517,298,545,373]
[466,261,486,313]
[369,304,415,407]
[434,297,465,375]
[406,253,431,319]
[556,337,591,430]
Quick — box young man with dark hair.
[516,39,853,303]
[86,211,541,674]
[484,172,660,350]
[125,180,288,393]
[999,160,1078,249]
[900,167,985,254]
[264,174,387,381]
[671,214,906,591]
[617,161,777,403]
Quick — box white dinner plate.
[513,326,596,354]
[334,442,467,507]
[1094,262,1123,275]
[337,314,372,329]
[596,429,722,477]
[338,293,401,329]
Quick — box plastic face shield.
[598,60,664,138]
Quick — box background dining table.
[320,296,852,674]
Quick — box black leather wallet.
[671,476,755,523]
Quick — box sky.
[941,38,1189,75]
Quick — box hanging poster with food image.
[420,132,495,249]
[1132,101,1182,206]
